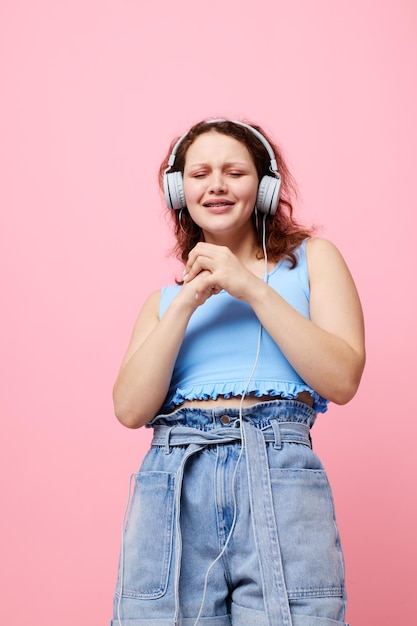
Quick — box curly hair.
[158,119,313,268]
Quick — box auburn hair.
[158,119,313,268]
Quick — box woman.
[111,119,365,626]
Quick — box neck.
[204,229,261,261]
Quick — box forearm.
[246,278,365,404]
[113,299,193,428]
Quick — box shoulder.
[144,288,162,309]
[145,289,162,306]
[160,283,182,316]
[306,237,359,297]
[142,284,181,311]
[306,237,349,273]
[117,289,162,370]
[135,289,161,323]
[306,236,341,258]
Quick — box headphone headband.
[163,118,282,215]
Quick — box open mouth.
[203,201,234,208]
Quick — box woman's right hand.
[178,269,222,308]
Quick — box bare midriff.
[179,390,314,410]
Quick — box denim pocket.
[119,471,175,599]
[270,468,345,601]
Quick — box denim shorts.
[111,400,349,626]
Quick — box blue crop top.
[159,240,328,414]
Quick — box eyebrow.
[185,161,252,169]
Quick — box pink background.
[1,1,416,624]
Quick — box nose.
[209,172,227,193]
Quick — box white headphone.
[163,119,282,216]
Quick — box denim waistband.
[152,420,312,452]
[150,398,317,430]
[149,400,314,626]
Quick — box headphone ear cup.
[164,171,186,210]
[257,175,282,216]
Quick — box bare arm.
[113,271,216,428]
[184,238,365,404]
[247,238,365,403]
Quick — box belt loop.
[164,426,175,454]
[271,420,282,450]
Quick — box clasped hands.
[182,242,258,305]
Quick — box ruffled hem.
[162,380,328,414]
